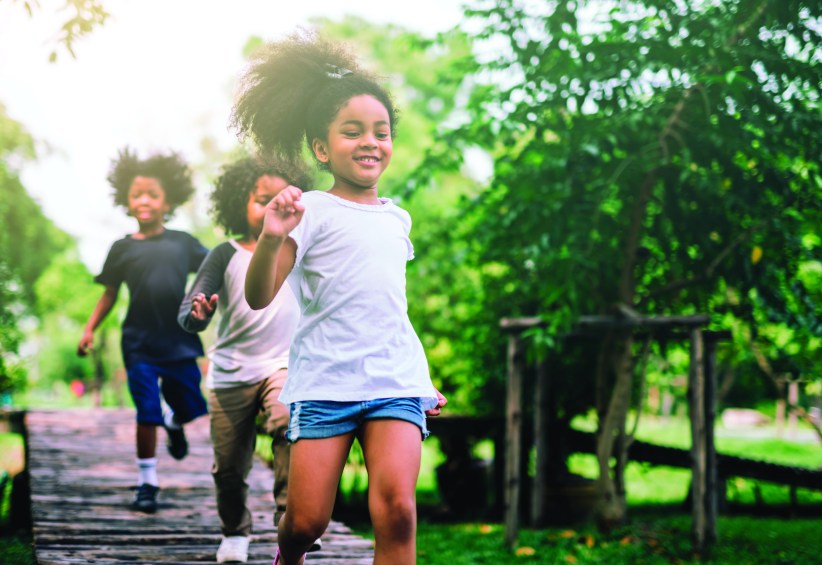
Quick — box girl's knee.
[373,493,416,527]
[283,512,327,544]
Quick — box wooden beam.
[689,328,708,555]
[704,338,718,543]
[531,360,549,526]
[504,334,524,548]
[578,314,710,329]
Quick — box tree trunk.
[594,334,634,530]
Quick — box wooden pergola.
[500,313,730,554]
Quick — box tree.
[34,250,124,406]
[0,104,71,395]
[9,0,109,60]
[429,0,821,526]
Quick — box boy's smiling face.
[247,174,289,238]
[127,176,170,230]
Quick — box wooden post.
[531,360,548,526]
[704,336,718,543]
[788,381,799,439]
[504,334,524,548]
[689,329,707,555]
[775,376,786,438]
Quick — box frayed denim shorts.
[286,397,429,442]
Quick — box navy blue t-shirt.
[95,229,208,365]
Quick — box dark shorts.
[285,397,429,442]
[126,360,208,425]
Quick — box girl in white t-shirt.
[232,31,447,565]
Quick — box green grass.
[567,413,822,506]
[409,514,822,564]
[0,535,36,565]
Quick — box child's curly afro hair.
[210,155,312,237]
[107,147,195,213]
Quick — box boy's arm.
[77,285,118,356]
[178,245,229,333]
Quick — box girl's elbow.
[244,291,271,310]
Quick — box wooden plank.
[26,408,375,564]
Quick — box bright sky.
[0,0,466,273]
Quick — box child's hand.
[261,185,304,240]
[77,331,94,357]
[191,293,218,321]
[425,389,448,417]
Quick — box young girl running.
[232,32,447,565]
[177,156,318,563]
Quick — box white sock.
[137,457,158,486]
[163,410,181,430]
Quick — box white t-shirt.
[280,190,438,410]
[179,239,300,389]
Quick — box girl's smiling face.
[127,176,170,229]
[313,94,393,198]
[247,174,289,237]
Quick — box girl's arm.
[77,285,119,356]
[245,186,303,310]
[246,236,297,310]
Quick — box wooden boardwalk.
[26,409,375,564]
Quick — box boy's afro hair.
[210,155,312,236]
[107,147,195,213]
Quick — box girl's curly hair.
[107,147,195,213]
[210,156,312,236]
[230,29,398,169]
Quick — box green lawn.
[410,514,822,564]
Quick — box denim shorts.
[286,397,429,442]
[126,360,208,426]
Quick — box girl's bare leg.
[276,433,355,565]
[360,419,422,565]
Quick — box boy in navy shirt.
[78,147,209,513]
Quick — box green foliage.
[31,251,124,392]
[10,0,109,61]
[413,1,822,417]
[0,536,35,565]
[0,105,71,394]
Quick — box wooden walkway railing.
[25,409,374,564]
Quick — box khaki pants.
[209,368,290,536]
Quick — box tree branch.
[641,222,762,303]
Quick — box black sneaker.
[164,423,188,460]
[131,483,159,513]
